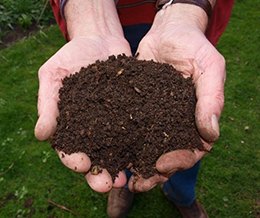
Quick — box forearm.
[64,0,124,39]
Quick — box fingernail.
[211,114,219,141]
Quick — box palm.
[35,36,131,192]
[137,27,220,78]
[138,26,226,140]
[42,36,131,77]
[36,36,131,140]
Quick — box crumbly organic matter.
[51,54,205,180]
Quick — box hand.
[35,35,132,192]
[35,0,133,193]
[128,4,225,192]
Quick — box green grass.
[0,0,54,41]
[0,0,260,217]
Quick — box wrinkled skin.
[35,17,225,194]
[127,22,226,192]
[35,36,131,192]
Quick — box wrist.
[155,3,209,33]
[156,0,216,18]
[64,0,124,39]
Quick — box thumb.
[195,55,225,142]
[35,103,58,141]
[34,66,61,141]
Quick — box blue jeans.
[123,23,201,207]
[161,161,201,206]
[124,161,200,206]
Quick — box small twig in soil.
[0,162,14,176]
[47,199,77,216]
[133,86,142,94]
[116,68,124,76]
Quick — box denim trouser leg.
[124,160,201,207]
[124,169,133,188]
[161,160,201,206]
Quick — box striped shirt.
[50,0,235,48]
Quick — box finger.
[85,169,113,193]
[57,151,91,173]
[156,148,209,174]
[113,171,127,188]
[195,53,226,142]
[128,174,168,193]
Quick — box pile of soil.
[51,54,205,180]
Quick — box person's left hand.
[127,4,226,192]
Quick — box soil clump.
[51,54,205,180]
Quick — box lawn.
[0,0,260,217]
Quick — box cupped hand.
[35,36,131,192]
[128,7,226,192]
